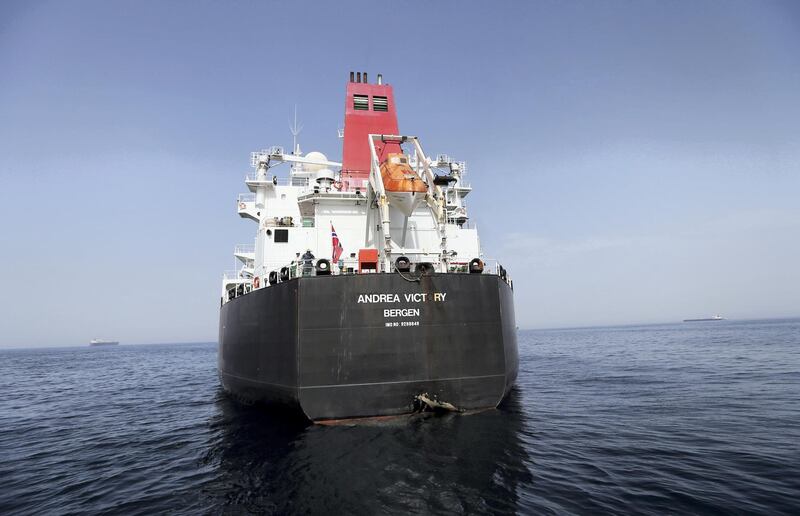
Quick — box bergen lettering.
[384,308,421,318]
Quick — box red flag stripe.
[331,224,344,263]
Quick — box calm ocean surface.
[1,319,798,514]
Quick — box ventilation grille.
[353,94,368,110]
[373,96,388,111]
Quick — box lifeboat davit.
[380,153,427,216]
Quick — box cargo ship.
[683,315,725,322]
[218,72,518,422]
[89,339,119,346]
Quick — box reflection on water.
[203,387,533,514]
[4,321,798,514]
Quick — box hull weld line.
[300,373,506,390]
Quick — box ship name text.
[357,293,447,303]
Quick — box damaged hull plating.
[218,273,517,422]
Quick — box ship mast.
[290,105,303,156]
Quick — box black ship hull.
[218,273,517,422]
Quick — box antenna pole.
[290,105,304,155]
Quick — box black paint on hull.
[218,273,517,421]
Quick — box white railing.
[480,259,501,275]
[331,175,369,192]
[244,174,296,185]
[237,193,255,203]
[243,173,372,194]
[255,257,504,279]
[250,147,284,167]
[227,256,503,279]
[234,244,255,255]
[222,270,247,282]
[222,256,511,304]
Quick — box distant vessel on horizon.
[683,315,725,322]
[89,339,119,347]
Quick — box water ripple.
[1,319,799,514]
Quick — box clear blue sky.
[1,1,799,347]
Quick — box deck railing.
[234,244,255,255]
[223,256,510,304]
[237,193,255,203]
[243,174,296,185]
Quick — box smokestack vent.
[377,73,383,85]
[349,71,354,82]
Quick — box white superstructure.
[221,74,508,304]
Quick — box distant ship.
[89,339,119,346]
[683,315,724,322]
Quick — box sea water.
[1,319,798,514]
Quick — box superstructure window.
[274,229,289,243]
[353,94,368,110]
[373,96,388,111]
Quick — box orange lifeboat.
[380,154,427,193]
[379,153,428,216]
